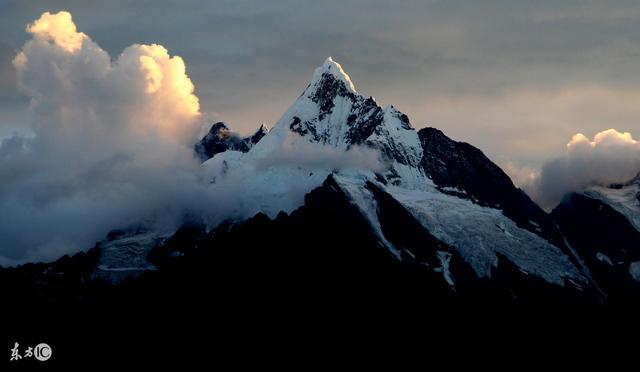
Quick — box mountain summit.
[308,57,357,94]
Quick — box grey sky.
[1,0,640,174]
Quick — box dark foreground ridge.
[1,173,628,367]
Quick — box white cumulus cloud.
[523,128,640,209]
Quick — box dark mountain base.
[2,178,627,367]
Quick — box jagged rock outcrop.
[195,122,268,162]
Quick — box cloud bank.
[0,11,207,265]
[523,129,640,209]
[254,133,385,172]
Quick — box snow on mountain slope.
[332,172,401,260]
[581,176,640,232]
[332,171,583,286]
[92,229,165,284]
[388,185,581,285]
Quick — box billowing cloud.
[14,12,200,148]
[0,11,204,265]
[500,161,540,190]
[25,11,87,53]
[196,130,386,225]
[522,129,640,209]
[254,132,385,172]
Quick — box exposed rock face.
[419,127,514,205]
[194,122,268,162]
[418,127,570,250]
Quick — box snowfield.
[334,172,583,286]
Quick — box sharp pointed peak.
[321,56,340,69]
[310,56,356,93]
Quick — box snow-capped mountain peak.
[198,57,590,291]
[249,57,426,188]
[307,56,357,94]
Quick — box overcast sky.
[1,0,640,174]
